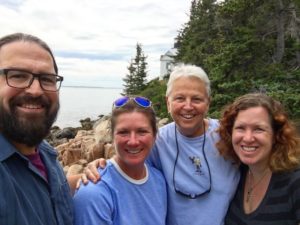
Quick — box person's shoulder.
[275,167,300,187]
[157,122,175,137]
[92,160,126,192]
[279,168,300,197]
[73,175,114,212]
[208,118,219,129]
[277,167,300,177]
[291,167,300,173]
[38,140,57,156]
[147,163,164,178]
[289,167,300,180]
[146,164,166,187]
[207,118,220,140]
[159,121,174,130]
[75,169,113,199]
[99,161,116,181]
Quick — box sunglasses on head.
[113,96,152,108]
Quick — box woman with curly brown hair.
[217,93,300,225]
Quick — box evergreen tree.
[122,61,136,95]
[134,43,148,93]
[122,43,148,95]
[174,0,300,119]
[175,0,219,69]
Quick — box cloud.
[0,0,190,87]
[0,0,23,10]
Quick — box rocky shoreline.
[46,115,169,176]
[48,115,300,177]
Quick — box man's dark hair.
[0,32,58,73]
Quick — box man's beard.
[0,94,59,147]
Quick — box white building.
[159,48,177,80]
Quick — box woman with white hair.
[147,64,239,225]
[78,64,240,225]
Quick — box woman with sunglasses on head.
[217,93,300,224]
[73,97,167,225]
[80,64,240,225]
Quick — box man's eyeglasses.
[0,68,63,92]
[113,96,152,108]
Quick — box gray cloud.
[0,0,23,10]
[55,51,127,61]
[0,0,191,87]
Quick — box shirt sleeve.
[73,181,114,225]
[146,143,162,170]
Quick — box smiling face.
[0,41,59,147]
[113,111,155,175]
[167,76,210,137]
[232,106,274,170]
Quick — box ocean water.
[54,86,122,128]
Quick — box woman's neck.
[178,118,208,137]
[248,165,271,181]
[113,156,146,180]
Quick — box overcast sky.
[0,0,191,88]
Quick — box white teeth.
[242,146,256,152]
[22,104,42,109]
[182,114,194,119]
[127,149,141,154]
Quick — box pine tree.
[175,0,219,69]
[122,43,148,95]
[174,0,300,119]
[134,43,148,93]
[122,61,136,95]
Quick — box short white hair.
[166,63,211,97]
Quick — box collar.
[0,134,24,162]
[0,134,57,162]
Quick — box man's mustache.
[9,94,51,110]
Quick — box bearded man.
[0,33,73,225]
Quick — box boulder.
[77,159,88,166]
[63,166,69,175]
[80,117,94,130]
[66,164,84,176]
[87,142,105,162]
[158,118,169,127]
[94,118,111,143]
[104,143,115,159]
[62,147,82,166]
[55,127,77,139]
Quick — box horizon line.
[62,85,122,89]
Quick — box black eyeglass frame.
[0,68,64,92]
[172,121,212,199]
